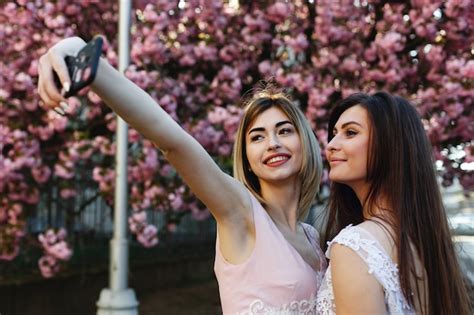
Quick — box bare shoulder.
[331,242,386,313]
[357,219,389,234]
[331,243,372,278]
[356,219,395,258]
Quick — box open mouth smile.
[263,154,291,167]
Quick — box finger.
[37,84,57,109]
[59,101,69,113]
[38,54,64,105]
[53,107,65,116]
[38,83,67,116]
[49,50,71,95]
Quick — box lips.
[263,154,291,166]
[329,158,346,165]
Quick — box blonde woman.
[38,36,327,314]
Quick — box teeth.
[267,156,288,164]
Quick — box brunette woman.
[316,92,470,314]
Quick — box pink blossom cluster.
[0,0,472,274]
[128,211,158,248]
[0,202,25,261]
[37,228,72,278]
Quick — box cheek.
[351,150,369,177]
[295,146,303,166]
[286,134,302,151]
[358,141,370,166]
[245,144,259,166]
[294,140,303,164]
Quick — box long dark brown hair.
[322,92,470,314]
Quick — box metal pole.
[97,0,138,313]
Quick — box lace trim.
[315,268,335,315]
[238,294,318,315]
[316,225,413,314]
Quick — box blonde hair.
[233,87,322,221]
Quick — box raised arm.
[37,37,255,261]
[90,56,249,217]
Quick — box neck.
[350,181,389,220]
[260,179,301,231]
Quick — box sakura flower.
[137,224,158,248]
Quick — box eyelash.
[279,128,293,135]
[250,135,263,142]
[250,128,293,142]
[332,129,358,137]
[345,129,358,137]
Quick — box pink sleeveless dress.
[214,192,327,314]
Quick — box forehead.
[248,107,290,129]
[335,105,369,127]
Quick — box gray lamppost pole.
[96,0,138,314]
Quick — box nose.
[267,135,282,151]
[326,136,340,153]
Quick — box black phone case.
[54,37,103,98]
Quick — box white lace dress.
[316,225,414,314]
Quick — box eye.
[250,134,264,142]
[345,129,358,137]
[279,127,294,135]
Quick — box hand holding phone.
[54,36,103,98]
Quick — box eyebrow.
[248,120,292,134]
[338,121,363,129]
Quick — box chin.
[328,173,341,182]
[263,172,299,183]
[328,174,349,185]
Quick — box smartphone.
[54,36,103,97]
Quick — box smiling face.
[245,107,303,186]
[326,105,371,195]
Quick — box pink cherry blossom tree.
[0,0,472,277]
